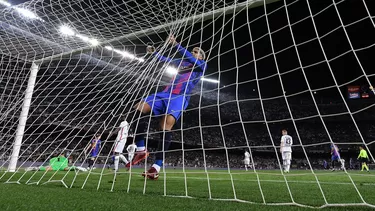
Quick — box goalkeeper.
[26,154,86,172]
[125,35,207,180]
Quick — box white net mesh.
[1,0,375,208]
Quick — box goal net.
[0,0,375,208]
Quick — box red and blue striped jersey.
[331,144,340,157]
[91,139,101,154]
[153,44,207,99]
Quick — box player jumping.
[124,35,207,180]
[280,129,292,173]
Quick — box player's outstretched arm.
[167,35,206,71]
[146,45,173,63]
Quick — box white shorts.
[114,139,126,153]
[282,151,292,160]
[244,159,250,165]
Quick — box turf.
[0,169,374,210]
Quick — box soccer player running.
[87,134,101,170]
[244,150,251,171]
[125,35,207,180]
[280,129,292,173]
[358,146,370,172]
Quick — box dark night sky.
[191,0,375,100]
[128,0,375,101]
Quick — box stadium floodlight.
[114,49,135,59]
[89,39,99,46]
[201,77,219,84]
[117,49,138,60]
[105,47,143,62]
[14,7,40,20]
[0,0,11,7]
[137,57,145,62]
[104,46,113,51]
[59,25,75,36]
[76,34,89,41]
[76,35,99,46]
[166,66,178,75]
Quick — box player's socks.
[154,159,163,172]
[365,164,368,171]
[114,156,120,171]
[152,163,161,173]
[75,166,87,172]
[136,140,145,152]
[119,154,128,164]
[154,131,172,166]
[361,164,365,171]
[286,160,291,172]
[88,159,94,168]
[131,110,147,152]
[151,131,172,173]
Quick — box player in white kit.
[244,150,251,171]
[112,121,131,171]
[280,129,293,173]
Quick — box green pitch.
[0,169,374,210]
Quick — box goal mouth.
[0,0,375,208]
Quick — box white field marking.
[165,176,375,186]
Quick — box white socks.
[114,156,120,171]
[137,146,145,151]
[119,154,129,164]
[283,160,290,172]
[152,164,161,173]
[286,160,290,172]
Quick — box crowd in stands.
[1,72,374,170]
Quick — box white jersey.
[114,121,129,153]
[244,151,250,165]
[116,121,129,141]
[281,135,293,152]
[244,152,250,159]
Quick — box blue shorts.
[331,156,339,161]
[144,92,188,121]
[90,152,99,158]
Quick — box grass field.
[0,168,374,210]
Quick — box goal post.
[7,62,39,172]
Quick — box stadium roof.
[0,0,279,62]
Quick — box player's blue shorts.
[144,92,188,121]
[90,151,99,158]
[331,155,340,161]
